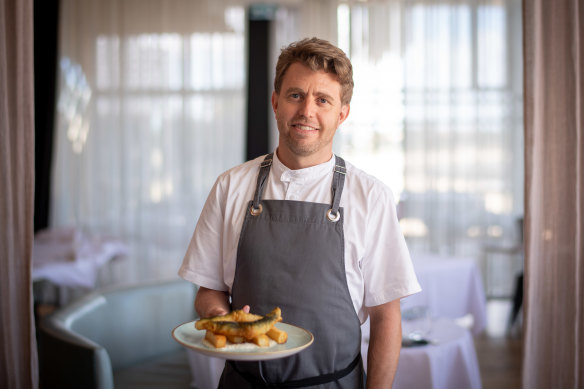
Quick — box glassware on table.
[401,306,431,345]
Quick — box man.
[179,37,421,388]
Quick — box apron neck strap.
[251,153,347,217]
[252,153,274,210]
[330,156,346,219]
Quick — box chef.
[179,37,421,388]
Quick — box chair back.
[39,280,196,389]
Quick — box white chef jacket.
[179,151,421,323]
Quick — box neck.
[275,148,333,170]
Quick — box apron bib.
[219,153,363,388]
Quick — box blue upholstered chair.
[39,279,197,389]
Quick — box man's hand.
[194,286,251,318]
[366,299,402,388]
[195,287,230,318]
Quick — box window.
[53,2,246,283]
[333,1,523,296]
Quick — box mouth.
[292,123,319,132]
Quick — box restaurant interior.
[2,0,582,388]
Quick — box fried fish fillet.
[195,307,282,340]
[200,309,262,323]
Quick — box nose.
[298,98,316,118]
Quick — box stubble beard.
[277,116,325,157]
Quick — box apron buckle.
[326,208,340,222]
[250,203,263,216]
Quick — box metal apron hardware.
[219,153,363,388]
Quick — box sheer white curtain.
[332,1,523,296]
[53,0,523,290]
[52,0,247,284]
[269,0,523,295]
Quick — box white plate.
[172,321,314,361]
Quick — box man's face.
[272,62,350,168]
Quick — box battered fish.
[200,309,262,323]
[195,307,282,340]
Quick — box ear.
[338,104,350,126]
[271,91,279,113]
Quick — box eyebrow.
[284,87,337,103]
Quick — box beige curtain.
[523,0,584,387]
[0,0,38,387]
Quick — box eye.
[290,93,301,99]
[319,98,328,104]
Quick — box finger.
[205,307,229,318]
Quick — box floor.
[474,299,523,389]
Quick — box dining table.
[186,350,224,389]
[403,254,487,335]
[361,317,482,389]
[32,227,129,305]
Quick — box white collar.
[272,151,336,183]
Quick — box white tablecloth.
[186,351,224,389]
[403,254,487,335]
[361,318,482,389]
[32,227,129,289]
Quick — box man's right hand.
[194,287,230,318]
[194,287,252,318]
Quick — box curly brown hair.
[274,37,354,105]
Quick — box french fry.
[205,330,227,348]
[267,326,288,344]
[226,335,246,344]
[251,334,270,347]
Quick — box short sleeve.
[178,176,229,292]
[361,188,421,307]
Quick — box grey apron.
[218,153,364,388]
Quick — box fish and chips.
[195,307,288,348]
